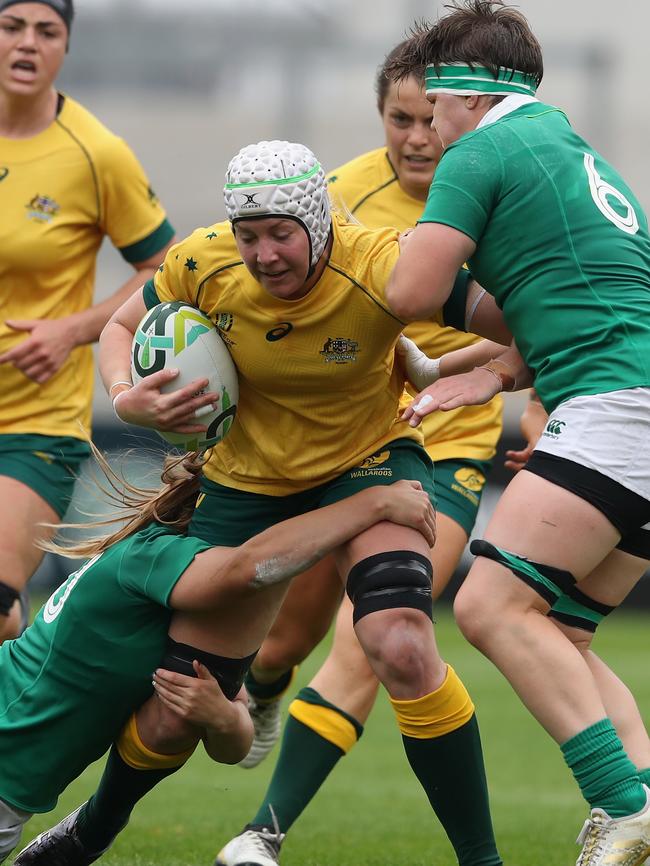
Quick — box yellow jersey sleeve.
[146,222,238,309]
[95,136,173,262]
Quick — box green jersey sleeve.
[419,137,503,243]
[117,524,211,608]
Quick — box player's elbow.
[386,276,435,322]
[386,282,419,321]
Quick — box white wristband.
[111,388,131,422]
[108,379,133,398]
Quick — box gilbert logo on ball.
[132,301,238,452]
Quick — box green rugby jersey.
[0,523,210,814]
[420,101,650,412]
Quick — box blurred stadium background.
[34,0,650,606]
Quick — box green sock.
[561,718,646,817]
[250,687,362,832]
[75,746,181,853]
[401,714,502,866]
[638,767,650,789]
[245,667,295,702]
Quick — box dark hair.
[0,0,74,32]
[385,1,543,89]
[376,40,412,113]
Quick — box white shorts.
[534,388,650,502]
[0,798,31,864]
[525,388,650,557]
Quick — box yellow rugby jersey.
[146,214,441,496]
[0,95,174,440]
[328,147,502,462]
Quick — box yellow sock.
[289,699,358,753]
[390,665,475,739]
[116,713,196,770]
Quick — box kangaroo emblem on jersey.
[320,337,359,364]
[26,194,60,222]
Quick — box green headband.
[425,63,537,97]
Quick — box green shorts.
[0,434,91,518]
[188,438,435,546]
[433,458,492,537]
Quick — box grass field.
[16,605,650,866]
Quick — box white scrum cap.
[224,140,331,267]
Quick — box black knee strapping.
[0,582,19,617]
[161,639,258,701]
[470,539,575,605]
[346,550,433,624]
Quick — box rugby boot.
[215,825,284,866]
[238,696,282,769]
[576,785,650,865]
[13,804,110,866]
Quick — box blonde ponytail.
[41,444,205,558]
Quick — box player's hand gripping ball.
[131,302,238,452]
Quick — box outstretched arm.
[397,333,510,391]
[402,341,533,427]
[170,480,435,612]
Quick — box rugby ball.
[131,301,238,452]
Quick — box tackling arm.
[386,223,476,321]
[170,480,436,613]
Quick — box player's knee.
[144,699,200,753]
[452,579,491,648]
[377,609,433,682]
[346,550,433,625]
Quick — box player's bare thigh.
[0,477,59,641]
[460,469,621,620]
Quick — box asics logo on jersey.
[266,322,293,342]
[546,419,566,435]
[0,168,8,182]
